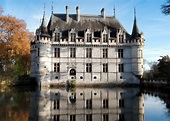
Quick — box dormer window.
[87,33,92,42]
[119,34,123,43]
[54,33,60,42]
[70,33,76,42]
[103,34,108,43]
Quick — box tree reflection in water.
[0,88,30,121]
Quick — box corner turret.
[131,8,144,80]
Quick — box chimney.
[101,8,105,19]
[66,6,69,23]
[76,6,80,22]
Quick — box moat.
[0,87,170,121]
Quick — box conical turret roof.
[40,4,50,37]
[131,8,140,39]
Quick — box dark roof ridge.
[47,12,129,35]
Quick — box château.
[30,6,144,86]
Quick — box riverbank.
[1,75,170,91]
[141,80,170,92]
[0,75,37,91]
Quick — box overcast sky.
[0,0,170,69]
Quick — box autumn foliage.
[0,7,34,82]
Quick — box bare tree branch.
[161,0,170,15]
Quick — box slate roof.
[131,17,141,39]
[47,13,130,37]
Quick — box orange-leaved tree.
[0,7,34,81]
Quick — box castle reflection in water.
[29,88,144,121]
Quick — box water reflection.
[29,88,144,121]
[0,89,30,121]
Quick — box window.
[70,69,76,76]
[53,115,59,121]
[80,76,83,79]
[54,100,60,109]
[103,48,108,58]
[70,48,76,58]
[103,63,108,73]
[119,114,124,121]
[54,33,60,42]
[86,114,92,121]
[71,33,76,42]
[139,50,143,58]
[87,33,92,42]
[86,63,92,73]
[118,49,123,58]
[86,99,92,109]
[54,63,60,72]
[103,114,109,121]
[37,48,40,56]
[70,115,76,121]
[103,34,108,43]
[118,64,124,72]
[37,35,39,40]
[103,99,108,108]
[119,99,124,108]
[54,48,60,57]
[86,48,92,58]
[119,35,123,43]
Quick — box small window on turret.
[118,49,123,58]
[37,35,39,40]
[118,64,124,72]
[37,48,40,56]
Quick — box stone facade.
[30,6,144,86]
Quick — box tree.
[0,7,34,82]
[161,0,170,15]
[143,61,159,79]
[157,55,170,80]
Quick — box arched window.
[70,69,76,75]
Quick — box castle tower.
[34,4,51,86]
[131,8,144,79]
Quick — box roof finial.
[134,7,136,20]
[44,3,46,15]
[113,5,116,17]
[131,7,140,39]
[51,0,53,14]
[40,18,41,25]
